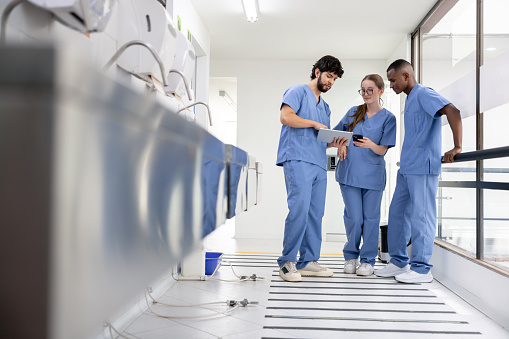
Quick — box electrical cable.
[104,320,137,339]
[171,258,265,282]
[207,259,265,282]
[143,291,243,320]
[146,288,225,308]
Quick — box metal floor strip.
[269,292,436,298]
[265,314,468,324]
[270,285,429,291]
[266,306,456,313]
[217,254,487,337]
[263,326,482,335]
[268,298,445,305]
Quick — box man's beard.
[317,75,330,93]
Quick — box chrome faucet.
[103,40,168,87]
[1,0,26,44]
[177,101,213,127]
[168,68,194,101]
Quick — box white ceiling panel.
[188,0,438,60]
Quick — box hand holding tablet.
[317,128,353,146]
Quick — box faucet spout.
[1,0,26,44]
[103,40,168,87]
[177,101,213,127]
[168,69,193,101]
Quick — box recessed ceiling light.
[242,0,259,23]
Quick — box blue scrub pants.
[277,160,327,269]
[388,171,439,274]
[340,184,383,266]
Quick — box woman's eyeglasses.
[358,89,374,96]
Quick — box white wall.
[211,59,389,241]
[433,244,509,331]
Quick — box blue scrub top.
[400,84,450,175]
[333,106,396,191]
[276,84,331,170]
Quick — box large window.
[413,0,509,273]
[481,0,509,271]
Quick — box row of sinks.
[0,46,261,339]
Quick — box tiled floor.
[117,222,509,339]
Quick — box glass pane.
[483,0,509,64]
[440,160,477,182]
[482,1,509,148]
[421,1,477,155]
[436,187,476,256]
[484,189,509,273]
[483,158,509,183]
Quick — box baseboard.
[95,268,177,339]
[326,233,347,242]
[432,244,509,331]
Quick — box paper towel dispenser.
[164,30,196,100]
[116,0,177,84]
[27,0,116,33]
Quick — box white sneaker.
[374,263,410,277]
[356,263,374,276]
[298,261,333,277]
[395,270,433,283]
[279,261,302,282]
[343,259,358,274]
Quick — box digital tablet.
[317,129,353,145]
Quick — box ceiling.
[188,0,439,60]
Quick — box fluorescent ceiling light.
[219,90,237,112]
[242,0,259,23]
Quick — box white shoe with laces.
[356,263,374,276]
[298,261,333,277]
[279,261,302,282]
[343,259,359,274]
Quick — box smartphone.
[352,134,363,144]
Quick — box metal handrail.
[444,146,509,163]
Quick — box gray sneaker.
[356,263,374,276]
[343,259,359,274]
[279,261,302,282]
[374,263,410,277]
[298,261,333,277]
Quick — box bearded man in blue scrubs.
[375,59,463,283]
[276,55,344,282]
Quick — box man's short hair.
[387,59,413,73]
[311,55,344,80]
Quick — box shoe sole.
[279,270,302,282]
[356,271,373,276]
[344,269,356,274]
[374,269,410,278]
[395,276,433,283]
[298,270,333,277]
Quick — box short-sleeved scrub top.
[333,107,397,191]
[400,84,450,175]
[276,84,331,170]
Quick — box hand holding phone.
[352,134,363,146]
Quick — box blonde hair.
[346,74,385,132]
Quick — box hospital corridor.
[1,0,509,338]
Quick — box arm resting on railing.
[440,103,463,163]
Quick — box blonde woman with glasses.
[332,74,396,276]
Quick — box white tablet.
[317,128,353,145]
